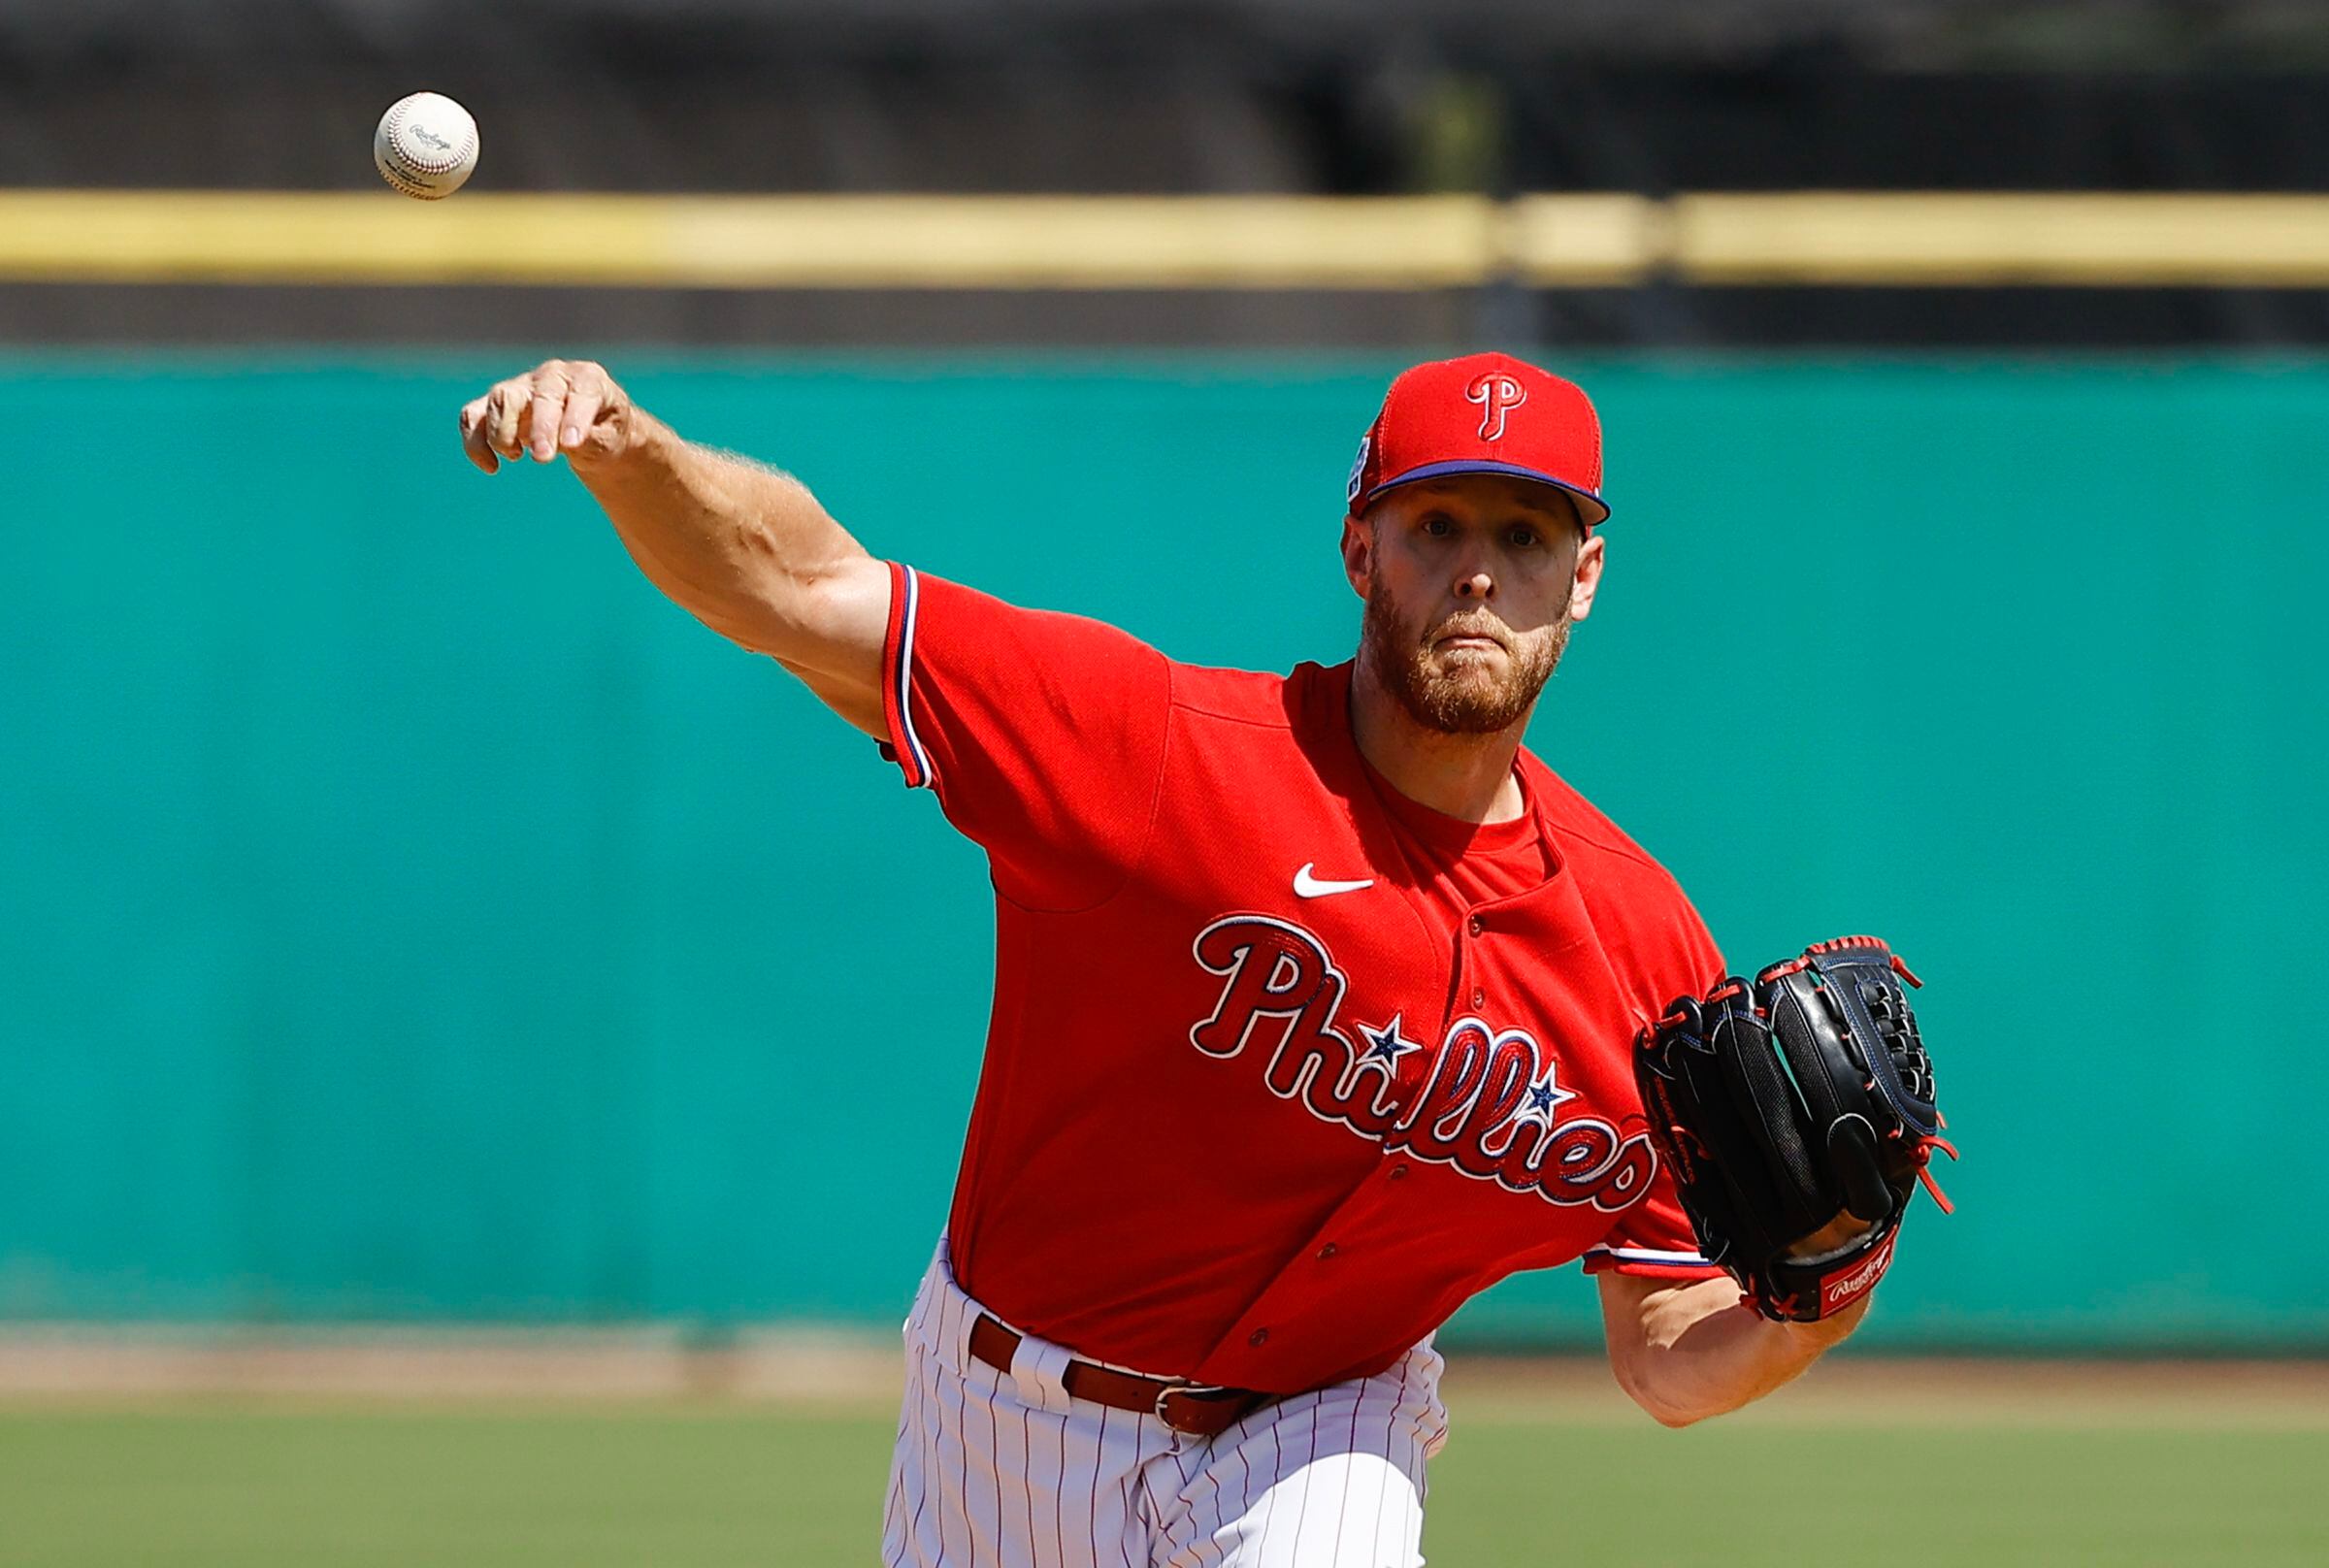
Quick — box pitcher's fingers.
[559,381,604,449]
[459,397,500,474]
[527,371,570,462]
[488,383,528,459]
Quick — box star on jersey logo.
[1356,1013,1425,1067]
[1511,1070,1577,1124]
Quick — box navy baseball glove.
[1634,936,1955,1323]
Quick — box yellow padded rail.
[1673,193,2329,286]
[0,190,2322,287]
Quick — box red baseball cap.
[1346,352,1610,527]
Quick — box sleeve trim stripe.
[890,564,935,790]
[1585,1246,1715,1266]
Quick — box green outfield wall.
[2,355,2323,1351]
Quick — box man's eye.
[1509,526,1538,547]
[1422,516,1453,537]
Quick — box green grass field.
[3,1399,2324,1566]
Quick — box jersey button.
[1386,1162,1409,1182]
[1316,1242,1339,1260]
[1248,1327,1270,1348]
[1468,915,1484,936]
[1470,986,1486,1008]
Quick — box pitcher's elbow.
[1613,1364,1736,1429]
[1634,1388,1712,1429]
[1611,1364,1690,1428]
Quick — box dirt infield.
[0,1326,898,1404]
[3,1328,2324,1426]
[1443,1354,2329,1427]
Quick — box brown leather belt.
[967,1313,1274,1439]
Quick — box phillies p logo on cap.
[1347,352,1610,527]
[1464,371,1528,441]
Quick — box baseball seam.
[381,97,476,190]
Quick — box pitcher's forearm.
[575,416,873,662]
[459,360,894,719]
[1601,1272,1865,1427]
[1642,1285,1860,1425]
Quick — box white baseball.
[374,92,479,200]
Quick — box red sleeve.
[878,563,1172,912]
[1581,1172,1727,1282]
[1585,892,1728,1282]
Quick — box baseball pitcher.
[456,352,1952,1566]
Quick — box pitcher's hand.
[459,360,642,475]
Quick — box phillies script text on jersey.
[876,566,1728,1395]
[1191,915,1656,1209]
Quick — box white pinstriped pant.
[881,1242,1448,1567]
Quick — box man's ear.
[1568,532,1607,623]
[1340,512,1372,601]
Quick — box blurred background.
[2,1,2325,1564]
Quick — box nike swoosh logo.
[1294,863,1375,898]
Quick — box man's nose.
[1452,566,1495,601]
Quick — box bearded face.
[1360,549,1574,735]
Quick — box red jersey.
[876,565,1727,1395]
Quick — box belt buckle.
[1153,1380,1230,1430]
